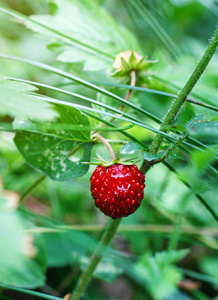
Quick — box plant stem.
[152,136,186,165]
[120,70,136,111]
[140,136,186,173]
[149,28,218,155]
[91,133,116,161]
[186,98,218,112]
[27,224,218,237]
[18,174,46,206]
[70,218,121,300]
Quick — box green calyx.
[83,155,141,167]
[112,50,157,79]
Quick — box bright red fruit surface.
[90,164,145,219]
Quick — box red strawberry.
[90,164,145,219]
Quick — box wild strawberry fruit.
[90,164,145,219]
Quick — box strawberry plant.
[0,1,217,300]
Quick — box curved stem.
[70,218,121,300]
[91,133,116,161]
[120,70,136,111]
[18,174,46,206]
[149,27,218,155]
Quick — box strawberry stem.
[70,218,122,300]
[141,27,218,173]
[91,133,116,161]
[120,70,136,111]
[149,28,218,156]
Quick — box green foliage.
[44,231,96,267]
[0,198,46,288]
[186,114,218,144]
[0,77,57,121]
[13,105,93,181]
[0,0,217,299]
[25,0,141,71]
[14,132,92,181]
[134,249,189,300]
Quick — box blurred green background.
[0,0,218,299]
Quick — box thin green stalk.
[186,98,218,112]
[149,27,218,155]
[152,136,186,165]
[8,76,158,125]
[70,218,121,300]
[7,77,218,157]
[163,161,218,222]
[35,94,177,140]
[0,56,160,124]
[57,80,177,98]
[0,284,62,300]
[85,111,146,148]
[26,224,218,237]
[154,75,217,107]
[140,136,186,173]
[18,174,46,205]
[129,0,182,59]
[61,80,218,112]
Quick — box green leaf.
[14,132,93,181]
[43,231,96,267]
[134,250,189,300]
[24,0,141,71]
[56,46,110,71]
[186,115,218,144]
[173,102,195,130]
[54,104,91,141]
[120,142,145,155]
[13,105,92,141]
[120,143,173,162]
[13,105,92,180]
[0,77,57,121]
[0,198,46,288]
[142,151,163,162]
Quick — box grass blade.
[128,0,182,59]
[0,284,62,300]
[34,94,177,140]
[0,53,160,123]
[164,161,218,222]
